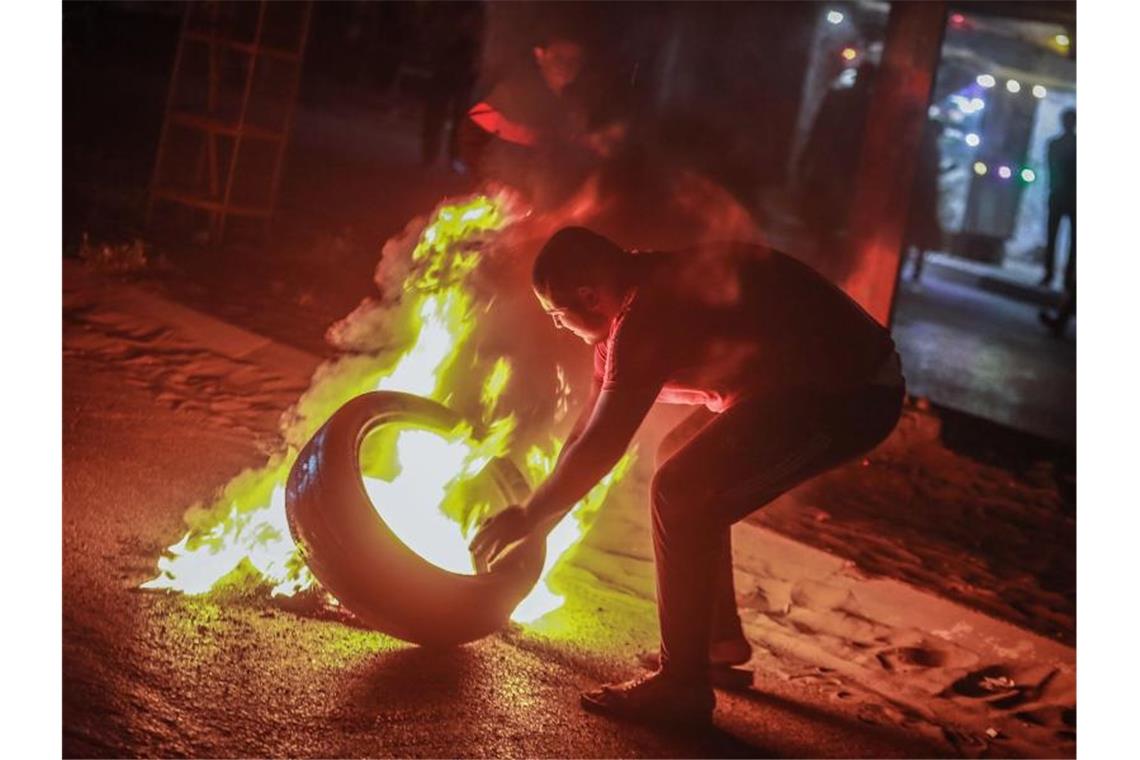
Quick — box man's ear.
[576,286,600,310]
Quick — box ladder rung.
[151,187,275,217]
[169,111,286,141]
[184,30,305,62]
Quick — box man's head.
[533,36,584,95]
[532,227,635,344]
[1060,108,1076,133]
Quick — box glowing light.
[1032,84,1047,98]
[841,47,858,61]
[1006,79,1021,94]
[973,161,988,176]
[141,190,638,627]
[1021,168,1036,182]
[827,10,844,24]
[480,357,512,421]
[964,132,980,147]
[977,74,996,88]
[949,12,966,27]
[998,165,1012,179]
[510,441,637,623]
[1055,33,1070,47]
[951,95,986,115]
[362,428,482,575]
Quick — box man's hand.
[469,505,534,571]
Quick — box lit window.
[997,165,1012,179]
[977,74,996,88]
[965,133,981,147]
[1021,168,1036,182]
[827,10,844,24]
[1032,84,1047,99]
[1006,79,1021,94]
[973,161,988,175]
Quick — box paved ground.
[893,272,1075,445]
[61,20,1075,753]
[64,276,958,758]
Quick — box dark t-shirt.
[593,244,896,411]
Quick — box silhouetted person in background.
[905,117,945,283]
[1038,109,1076,338]
[1041,108,1076,288]
[457,32,626,206]
[797,61,877,253]
[419,2,484,168]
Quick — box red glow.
[467,102,538,147]
[949,12,967,28]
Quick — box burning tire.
[285,391,544,646]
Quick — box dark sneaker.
[580,670,715,727]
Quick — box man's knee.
[654,434,681,470]
[650,461,705,528]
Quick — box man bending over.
[471,227,905,727]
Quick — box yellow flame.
[362,428,480,574]
[142,191,635,628]
[375,289,473,398]
[510,441,638,623]
[480,357,512,420]
[553,363,572,423]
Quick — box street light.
[1021,168,1036,183]
[973,161,988,176]
[1033,84,1048,99]
[998,165,1012,179]
[1006,79,1021,94]
[965,133,981,147]
[827,10,844,24]
[977,74,996,88]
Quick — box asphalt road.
[62,315,951,759]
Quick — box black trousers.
[650,370,905,681]
[1045,198,1076,286]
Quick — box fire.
[143,192,635,627]
[511,440,636,623]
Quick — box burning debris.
[143,192,635,627]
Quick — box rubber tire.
[286,391,545,646]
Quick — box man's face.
[536,287,610,344]
[533,40,584,94]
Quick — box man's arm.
[525,381,661,533]
[467,102,538,146]
[556,375,603,466]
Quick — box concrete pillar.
[843,1,946,325]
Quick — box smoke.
[463,3,778,257]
